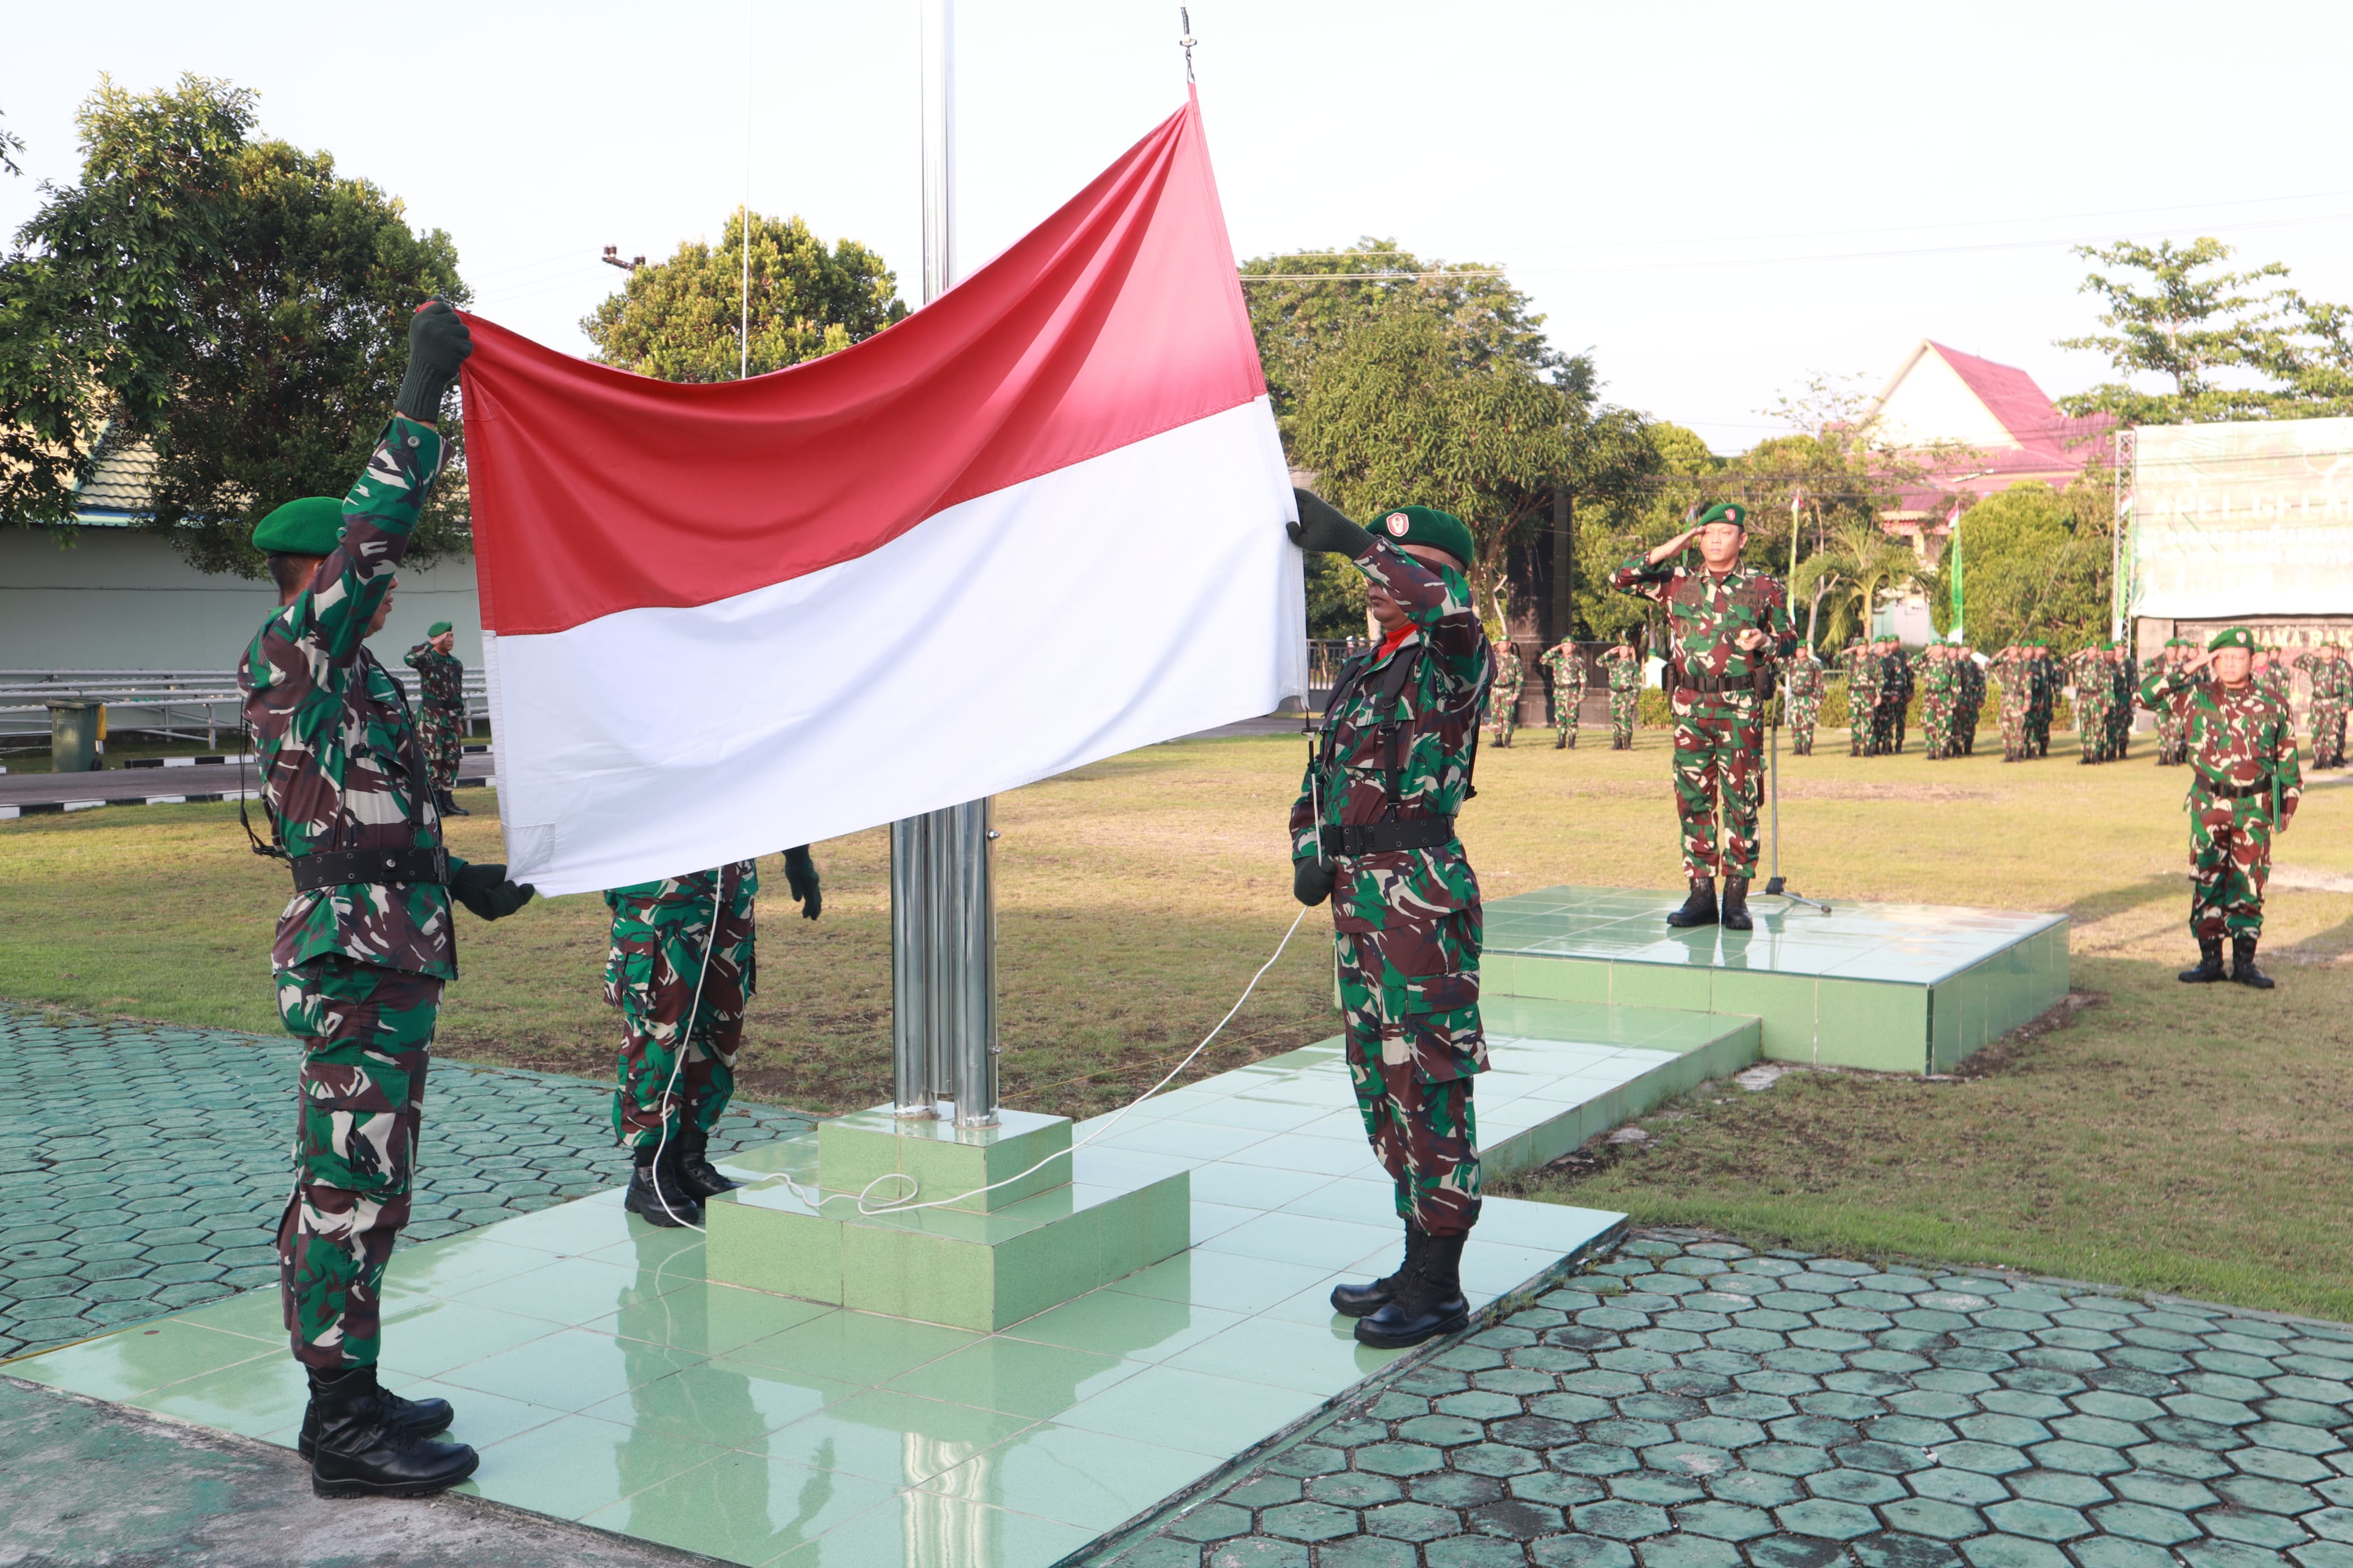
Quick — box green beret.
[1693,502,1747,530]
[2208,627,2255,653]
[251,496,346,556]
[426,621,453,637]
[1371,505,1475,571]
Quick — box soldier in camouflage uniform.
[1289,491,1490,1350]
[1489,640,1525,748]
[2069,642,2109,764]
[1920,645,1956,760]
[1845,637,1881,757]
[1955,645,1985,754]
[2107,644,2137,761]
[2032,641,2060,755]
[1989,642,2029,761]
[604,849,820,1226]
[1540,636,1585,749]
[2143,627,2302,989]
[1604,638,1641,748]
[1784,643,1824,755]
[402,621,468,818]
[2294,642,2348,769]
[2152,639,2191,764]
[238,303,534,1499]
[1883,638,1914,755]
[1611,502,1795,932]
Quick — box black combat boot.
[307,1366,478,1499]
[1355,1230,1470,1349]
[1720,876,1753,932]
[436,788,469,817]
[1331,1223,1423,1318]
[1554,735,1567,750]
[2177,938,2226,983]
[299,1370,454,1461]
[2232,936,2274,990]
[624,1141,704,1228]
[674,1126,739,1200]
[1665,877,1718,928]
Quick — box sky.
[7,0,2352,453]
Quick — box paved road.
[0,750,495,812]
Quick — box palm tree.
[1791,520,1921,649]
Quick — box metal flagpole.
[890,0,1001,1128]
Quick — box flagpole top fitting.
[1178,7,1196,83]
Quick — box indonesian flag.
[459,94,1303,896]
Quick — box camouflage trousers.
[1670,690,1765,879]
[1923,699,1952,759]
[2106,705,2134,760]
[1610,689,1637,746]
[2156,711,2186,765]
[1848,697,1873,755]
[1786,698,1818,755]
[1874,700,1902,755]
[607,884,754,1151]
[2028,706,2052,756]
[2311,704,2346,770]
[2077,702,2108,762]
[416,703,464,793]
[1335,909,1485,1236]
[2188,793,2277,940]
[275,956,441,1371]
[1998,702,2028,761]
[1554,696,1580,745]
[1491,694,1519,746]
[1956,708,1979,754]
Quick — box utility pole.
[890,0,999,1129]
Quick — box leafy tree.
[1,76,256,533]
[1,109,23,178]
[1922,480,2112,650]
[582,210,904,382]
[1240,237,1581,441]
[1291,302,1576,638]
[2055,239,2292,424]
[1790,519,1921,651]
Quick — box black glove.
[449,861,535,921]
[1293,858,1335,908]
[783,845,821,921]
[1288,489,1377,558]
[395,300,473,422]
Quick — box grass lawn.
[5,722,2350,1316]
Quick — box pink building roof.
[1882,342,2114,521]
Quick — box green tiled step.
[1481,885,2070,1074]
[706,1112,1191,1333]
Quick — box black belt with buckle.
[2200,779,2269,802]
[290,846,450,892]
[1320,817,1458,857]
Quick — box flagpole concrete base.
[704,1108,1190,1332]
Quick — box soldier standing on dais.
[1540,634,1586,749]
[402,621,468,817]
[2141,627,2302,990]
[1288,491,1492,1350]
[238,303,536,1500]
[1611,503,1796,932]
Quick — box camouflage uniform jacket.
[1490,646,1525,703]
[403,643,466,715]
[1608,556,1797,696]
[240,416,466,979]
[1606,653,1640,693]
[1540,641,1585,699]
[1786,651,1824,700]
[2141,668,2303,827]
[1290,541,1491,937]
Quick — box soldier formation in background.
[402,621,469,817]
[1487,640,1524,748]
[1540,635,1584,748]
[2295,642,2350,769]
[1784,643,1824,754]
[2142,628,2302,990]
[1611,502,1795,932]
[1604,638,1641,748]
[1290,493,1492,1350]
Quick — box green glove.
[449,861,535,921]
[783,845,821,921]
[395,300,473,422]
[1293,858,1335,908]
[1288,489,1377,558]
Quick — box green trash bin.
[48,699,104,772]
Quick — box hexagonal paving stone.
[1169,1504,1255,1543]
[1467,1500,1565,1540]
[1354,1442,1446,1478]
[2089,1502,2201,1545]
[1364,1502,1461,1543]
[1260,1504,1356,1544]
[1571,1500,1673,1541]
[1773,1498,1879,1541]
[1984,1498,2092,1541]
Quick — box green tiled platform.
[3,997,1778,1566]
[1484,886,2070,1074]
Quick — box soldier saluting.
[1611,503,1796,931]
[2141,627,2302,989]
[402,621,468,817]
[1288,491,1492,1350]
[239,302,535,1498]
